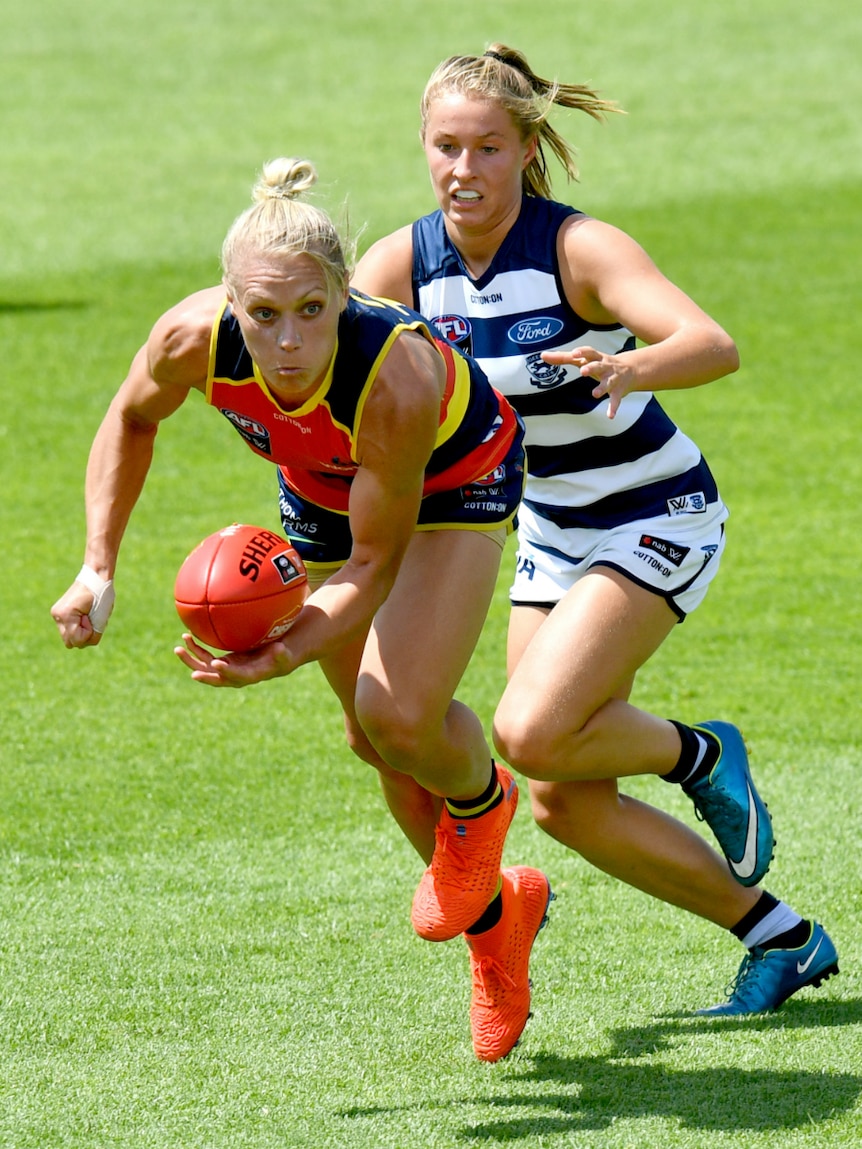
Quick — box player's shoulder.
[152,285,225,345]
[148,285,225,386]
[360,223,414,263]
[353,225,414,303]
[559,212,641,254]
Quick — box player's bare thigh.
[497,567,678,744]
[357,527,505,724]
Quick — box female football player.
[51,157,552,1061]
[351,45,838,1016]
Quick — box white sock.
[740,901,803,950]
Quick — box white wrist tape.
[75,565,116,633]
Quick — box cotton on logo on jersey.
[507,316,564,346]
[432,314,472,354]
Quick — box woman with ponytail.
[353,45,837,1018]
[52,157,554,1062]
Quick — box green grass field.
[2,2,861,1146]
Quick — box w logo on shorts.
[667,493,706,516]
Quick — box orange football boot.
[411,764,518,942]
[467,866,553,1062]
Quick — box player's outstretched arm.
[550,216,739,418]
[51,288,219,648]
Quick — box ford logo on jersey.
[507,316,564,345]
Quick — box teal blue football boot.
[697,924,839,1015]
[683,720,774,886]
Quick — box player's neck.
[443,202,521,281]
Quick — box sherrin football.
[175,524,308,652]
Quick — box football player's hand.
[174,633,297,687]
[542,345,636,419]
[51,575,114,648]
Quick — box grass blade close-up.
[2,2,860,1147]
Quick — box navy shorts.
[277,438,525,573]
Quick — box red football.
[175,524,308,652]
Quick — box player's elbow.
[714,329,740,376]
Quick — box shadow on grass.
[0,300,89,313]
[460,999,862,1141]
[620,996,862,1053]
[340,1000,862,1141]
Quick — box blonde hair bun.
[253,157,318,202]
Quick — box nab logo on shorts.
[639,534,690,567]
[432,314,473,354]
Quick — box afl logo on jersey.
[220,407,272,454]
[432,314,473,353]
[221,409,267,438]
[507,316,564,346]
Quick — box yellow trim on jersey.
[437,350,472,449]
[251,342,339,417]
[303,523,510,585]
[205,296,231,404]
[414,514,517,536]
[347,311,472,453]
[353,326,404,445]
[301,558,350,591]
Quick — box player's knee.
[493,705,564,781]
[341,713,382,768]
[354,685,431,774]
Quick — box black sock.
[465,887,504,936]
[661,721,720,786]
[761,921,812,951]
[445,761,501,819]
[731,892,811,951]
[730,891,780,942]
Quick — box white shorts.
[510,501,729,620]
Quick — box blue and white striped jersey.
[411,196,723,541]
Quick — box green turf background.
[2,2,861,1146]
